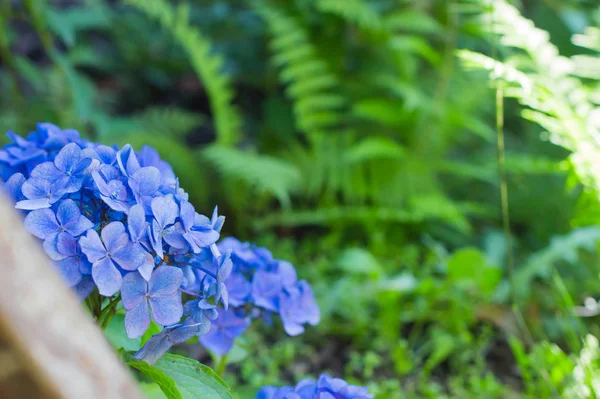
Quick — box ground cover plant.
[0,0,599,398]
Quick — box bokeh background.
[1,0,600,397]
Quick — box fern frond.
[457,0,600,197]
[201,145,301,208]
[511,227,600,300]
[126,0,241,146]
[95,106,204,141]
[316,0,382,31]
[253,3,345,136]
[255,201,480,233]
[130,107,205,138]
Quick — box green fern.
[315,0,382,31]
[201,145,301,208]
[255,199,481,233]
[497,227,600,301]
[458,0,600,198]
[253,3,345,136]
[126,0,240,146]
[94,106,204,141]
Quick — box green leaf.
[105,314,141,351]
[447,247,502,297]
[139,383,169,399]
[128,360,183,399]
[336,248,384,279]
[153,354,233,399]
[142,321,163,346]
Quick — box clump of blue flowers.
[0,123,232,362]
[198,237,320,355]
[257,374,373,399]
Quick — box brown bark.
[0,193,144,399]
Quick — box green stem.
[215,354,228,376]
[100,308,116,330]
[98,295,120,329]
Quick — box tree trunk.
[0,193,143,399]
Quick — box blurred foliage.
[1,0,600,397]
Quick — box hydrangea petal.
[121,270,148,310]
[79,229,107,263]
[55,257,83,287]
[151,195,178,228]
[149,266,183,296]
[24,208,58,239]
[130,166,161,197]
[125,299,151,339]
[54,142,81,172]
[149,295,183,326]
[92,257,122,296]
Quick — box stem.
[98,295,120,329]
[195,266,217,280]
[100,308,116,330]
[215,354,228,376]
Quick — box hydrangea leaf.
[105,313,142,352]
[128,360,183,399]
[152,354,233,399]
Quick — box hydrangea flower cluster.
[0,123,231,362]
[198,237,320,355]
[257,374,373,399]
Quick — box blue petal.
[130,166,161,197]
[100,222,128,253]
[125,299,151,338]
[277,260,297,288]
[116,144,140,177]
[15,198,51,210]
[127,204,147,243]
[151,195,178,228]
[73,157,92,175]
[92,257,122,296]
[163,222,187,249]
[199,329,234,356]
[95,145,116,164]
[149,294,183,326]
[184,229,219,253]
[179,201,196,231]
[138,257,154,281]
[150,220,165,259]
[149,266,183,296]
[112,241,147,271]
[4,173,26,201]
[75,276,96,300]
[79,229,107,263]
[55,257,83,287]
[121,271,148,310]
[54,142,81,173]
[251,270,282,312]
[24,208,59,239]
[56,232,77,257]
[31,162,64,181]
[43,237,67,261]
[56,199,93,237]
[256,387,278,399]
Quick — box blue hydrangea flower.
[52,232,92,287]
[2,123,326,364]
[121,266,184,338]
[199,238,320,355]
[24,199,93,241]
[133,318,207,364]
[199,309,250,355]
[80,222,146,295]
[256,375,373,399]
[31,142,92,194]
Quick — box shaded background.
[1,0,600,397]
